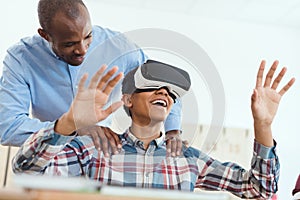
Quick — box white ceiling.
[93,0,300,29]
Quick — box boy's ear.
[122,94,132,108]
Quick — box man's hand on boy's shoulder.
[165,130,188,157]
[77,125,122,157]
[77,128,187,158]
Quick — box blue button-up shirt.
[0,26,182,146]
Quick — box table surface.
[2,174,231,200]
[0,188,147,200]
[0,187,231,200]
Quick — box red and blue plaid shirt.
[13,123,279,199]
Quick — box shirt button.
[137,141,143,148]
[22,160,28,164]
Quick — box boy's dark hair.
[122,67,139,116]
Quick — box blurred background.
[0,0,300,199]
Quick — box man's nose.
[74,41,88,55]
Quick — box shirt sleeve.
[196,140,279,199]
[12,122,77,175]
[0,52,52,146]
[164,98,182,132]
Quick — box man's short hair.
[38,0,87,31]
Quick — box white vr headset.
[122,60,191,101]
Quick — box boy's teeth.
[152,100,166,107]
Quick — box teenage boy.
[13,60,295,199]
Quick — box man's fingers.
[166,139,171,156]
[108,127,122,150]
[114,133,122,151]
[182,140,189,147]
[76,127,102,150]
[91,130,101,150]
[170,137,177,157]
[98,129,109,157]
[263,60,278,87]
[103,127,119,155]
[176,139,182,156]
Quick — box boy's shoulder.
[182,145,202,158]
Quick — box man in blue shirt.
[0,0,182,155]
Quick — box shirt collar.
[43,39,85,70]
[122,129,165,148]
[43,39,60,60]
[43,27,96,62]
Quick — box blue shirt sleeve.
[0,50,53,146]
[164,98,182,132]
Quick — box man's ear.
[122,94,132,108]
[38,28,50,41]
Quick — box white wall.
[1,0,300,199]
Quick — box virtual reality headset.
[122,59,191,101]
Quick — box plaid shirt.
[13,123,279,199]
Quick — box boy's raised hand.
[55,65,123,135]
[251,60,295,146]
